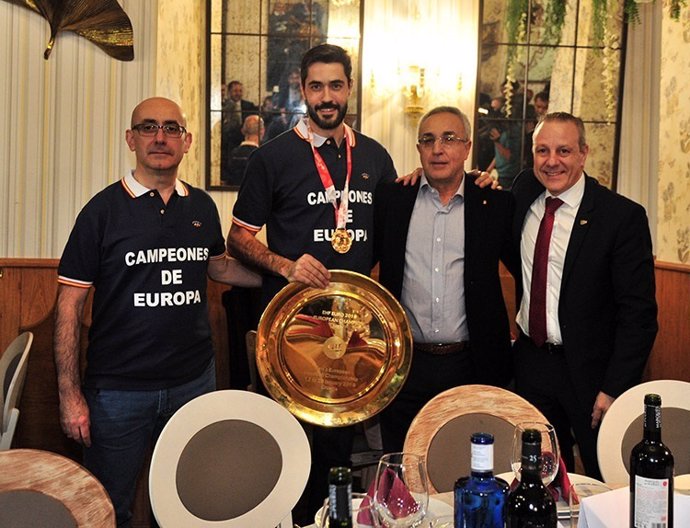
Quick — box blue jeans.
[83,359,216,528]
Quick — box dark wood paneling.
[645,261,690,382]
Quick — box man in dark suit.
[374,106,519,453]
[511,112,658,479]
[222,80,259,151]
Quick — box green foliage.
[669,0,688,20]
[542,0,568,44]
[592,0,608,45]
[623,0,641,25]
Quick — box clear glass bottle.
[630,393,674,528]
[506,428,557,528]
[328,466,352,528]
[454,432,509,527]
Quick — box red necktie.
[529,197,564,347]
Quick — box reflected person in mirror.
[222,80,259,151]
[227,43,398,520]
[222,114,264,187]
[54,97,261,527]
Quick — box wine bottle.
[328,466,352,528]
[454,432,509,527]
[506,428,557,528]
[630,393,674,528]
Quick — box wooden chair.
[597,379,690,484]
[149,390,310,528]
[0,448,115,527]
[0,331,33,450]
[403,384,549,493]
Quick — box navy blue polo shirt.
[232,121,397,304]
[58,172,226,390]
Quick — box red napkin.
[358,467,419,524]
[555,457,572,502]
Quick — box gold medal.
[331,228,352,254]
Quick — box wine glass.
[373,452,429,528]
[510,422,560,486]
[317,492,379,527]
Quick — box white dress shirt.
[517,175,585,344]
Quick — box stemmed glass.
[373,452,429,528]
[511,422,560,486]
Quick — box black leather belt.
[519,333,564,354]
[414,341,470,356]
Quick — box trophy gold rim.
[256,270,413,426]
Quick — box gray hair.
[418,106,472,139]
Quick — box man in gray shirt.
[374,106,518,452]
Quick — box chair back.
[597,379,690,484]
[0,332,33,449]
[149,389,310,527]
[403,384,549,493]
[0,448,115,527]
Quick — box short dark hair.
[300,44,352,86]
[535,91,549,103]
[228,80,242,89]
[536,111,587,150]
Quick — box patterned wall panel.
[658,7,690,264]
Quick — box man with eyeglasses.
[373,106,519,453]
[54,97,260,527]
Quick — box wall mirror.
[206,0,364,191]
[475,0,626,190]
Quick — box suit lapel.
[561,175,596,286]
[463,175,485,256]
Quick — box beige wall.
[657,7,690,264]
[0,0,688,265]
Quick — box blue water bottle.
[454,432,509,527]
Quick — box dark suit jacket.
[512,169,658,404]
[222,99,259,150]
[374,174,519,387]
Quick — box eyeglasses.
[132,123,187,138]
[417,134,469,149]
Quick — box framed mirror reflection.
[206,0,364,191]
[475,0,626,190]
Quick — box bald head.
[241,115,264,137]
[130,97,187,129]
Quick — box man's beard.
[307,101,348,130]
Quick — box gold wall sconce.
[402,64,425,117]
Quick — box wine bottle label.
[471,442,493,472]
[633,475,670,527]
[329,482,352,520]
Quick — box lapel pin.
[579,219,588,225]
[192,220,202,228]
[482,199,488,205]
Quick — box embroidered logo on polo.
[361,172,370,180]
[192,220,202,228]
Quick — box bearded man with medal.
[227,44,398,520]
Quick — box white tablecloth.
[579,486,690,528]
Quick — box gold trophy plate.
[256,270,413,427]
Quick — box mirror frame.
[474,0,627,190]
[205,0,365,191]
